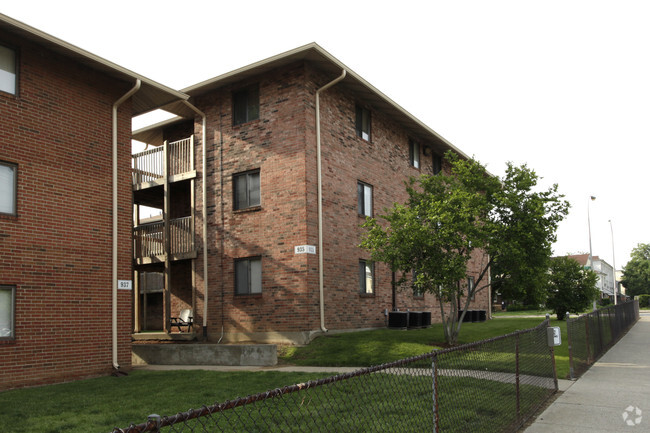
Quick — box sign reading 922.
[294,245,316,255]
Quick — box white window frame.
[0,285,16,340]
[0,44,17,95]
[0,161,17,215]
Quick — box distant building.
[567,254,615,299]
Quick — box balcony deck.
[133,216,196,264]
[132,136,196,190]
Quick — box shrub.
[599,298,611,307]
[637,294,650,308]
[505,304,539,312]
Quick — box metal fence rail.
[567,300,639,380]
[113,320,557,433]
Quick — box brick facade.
[1,29,138,390]
[145,52,490,344]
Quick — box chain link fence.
[113,320,557,433]
[567,300,639,380]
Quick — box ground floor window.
[236,257,262,295]
[0,285,15,340]
[359,260,374,294]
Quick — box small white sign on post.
[294,245,316,255]
[118,280,133,290]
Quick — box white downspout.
[181,100,209,338]
[112,79,141,370]
[316,70,346,332]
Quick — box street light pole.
[588,196,596,310]
[609,219,617,305]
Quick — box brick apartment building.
[0,14,185,390]
[132,43,491,345]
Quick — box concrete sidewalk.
[524,313,650,432]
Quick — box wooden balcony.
[132,136,196,191]
[133,216,196,264]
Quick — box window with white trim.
[0,45,16,95]
[0,285,15,340]
[0,161,16,215]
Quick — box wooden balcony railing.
[133,216,194,260]
[132,136,194,186]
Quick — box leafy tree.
[546,256,599,320]
[621,243,650,297]
[360,151,569,344]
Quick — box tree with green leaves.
[546,256,599,320]
[360,151,569,345]
[621,243,650,297]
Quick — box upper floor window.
[0,161,16,215]
[467,276,475,301]
[355,105,371,141]
[433,155,443,175]
[0,45,16,95]
[233,84,259,125]
[235,257,262,295]
[409,139,420,169]
[357,181,373,217]
[412,270,423,297]
[359,260,374,294]
[0,285,15,340]
[233,170,260,210]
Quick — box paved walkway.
[524,313,650,432]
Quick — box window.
[235,257,262,295]
[0,45,16,95]
[233,85,259,125]
[355,105,371,141]
[412,270,423,297]
[468,276,475,301]
[0,285,15,340]
[0,162,16,215]
[233,170,260,210]
[357,181,373,217]
[409,139,420,169]
[359,260,374,294]
[433,155,443,175]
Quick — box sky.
[4,0,649,269]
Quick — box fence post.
[546,314,559,391]
[515,332,520,420]
[432,352,439,433]
[585,315,591,365]
[148,414,161,433]
[566,312,575,380]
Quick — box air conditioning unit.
[388,311,408,329]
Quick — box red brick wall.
[0,31,134,390]
[187,60,489,341]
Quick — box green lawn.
[2,317,568,433]
[0,370,334,433]
[280,316,571,379]
[492,309,552,317]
